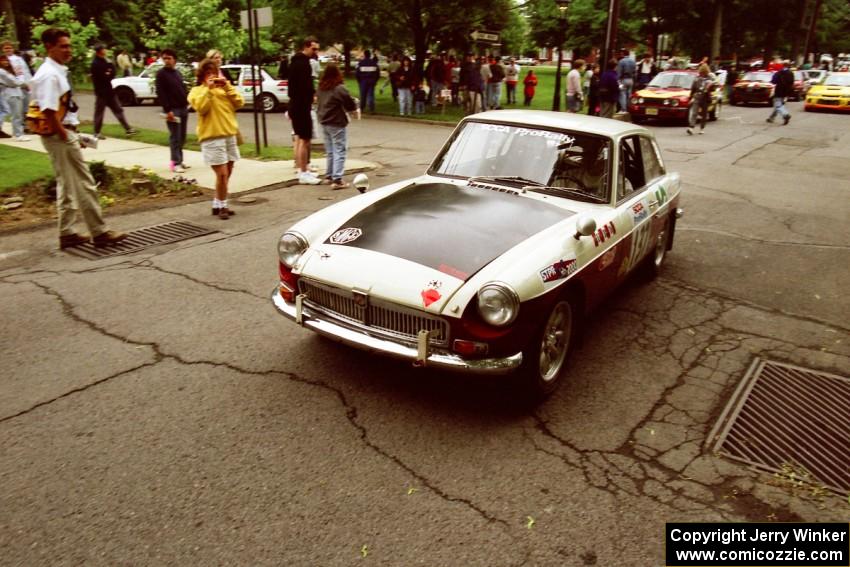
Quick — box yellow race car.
[805,72,850,112]
[629,71,721,124]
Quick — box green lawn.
[342,64,570,122]
[78,123,295,161]
[0,145,54,193]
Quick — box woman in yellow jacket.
[187,58,244,219]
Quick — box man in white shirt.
[30,28,127,249]
[565,59,585,112]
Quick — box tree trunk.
[710,0,722,63]
[408,0,428,82]
[0,0,17,44]
[343,41,352,74]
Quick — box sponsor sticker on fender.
[329,227,363,245]
[540,256,578,284]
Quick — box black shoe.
[59,233,91,249]
[783,115,791,125]
[125,128,138,135]
[92,230,128,248]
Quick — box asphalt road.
[1,101,849,565]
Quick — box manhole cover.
[63,220,217,260]
[709,358,850,494]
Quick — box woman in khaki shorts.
[187,58,244,219]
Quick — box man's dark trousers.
[94,92,131,135]
[167,108,189,166]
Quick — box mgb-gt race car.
[272,111,682,397]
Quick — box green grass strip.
[0,145,54,193]
[78,123,296,161]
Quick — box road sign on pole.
[240,6,273,29]
[470,30,500,43]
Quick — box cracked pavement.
[1,102,849,566]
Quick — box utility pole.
[710,0,723,64]
[601,0,621,66]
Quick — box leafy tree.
[30,1,99,80]
[146,0,246,61]
[0,13,13,43]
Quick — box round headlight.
[477,283,520,327]
[278,232,308,267]
[670,98,679,107]
[663,98,672,106]
[637,97,644,104]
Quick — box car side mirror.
[574,216,597,240]
[353,173,370,194]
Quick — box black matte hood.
[324,182,572,281]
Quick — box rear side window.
[617,136,645,200]
[640,136,664,183]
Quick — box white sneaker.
[298,172,321,185]
[174,165,187,173]
[14,136,31,142]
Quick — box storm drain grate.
[709,358,850,494]
[63,220,217,260]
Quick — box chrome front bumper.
[271,289,522,375]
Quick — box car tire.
[257,93,278,112]
[641,219,672,280]
[517,293,579,399]
[115,87,137,107]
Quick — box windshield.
[430,121,611,201]
[824,74,850,87]
[743,72,773,82]
[648,73,694,89]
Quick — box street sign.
[240,6,273,29]
[470,30,500,43]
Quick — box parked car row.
[111,63,290,112]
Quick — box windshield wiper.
[525,185,608,203]
[468,175,543,187]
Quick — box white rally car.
[272,111,682,397]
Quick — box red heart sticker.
[421,288,441,307]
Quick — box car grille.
[298,279,450,347]
[818,99,840,105]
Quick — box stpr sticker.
[540,257,578,283]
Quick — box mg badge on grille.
[352,289,369,323]
[330,227,363,245]
[352,290,369,308]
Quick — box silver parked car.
[221,64,289,112]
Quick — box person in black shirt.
[289,37,320,184]
[767,61,793,125]
[156,48,190,172]
[90,45,136,139]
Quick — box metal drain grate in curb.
[63,221,217,260]
[708,358,850,494]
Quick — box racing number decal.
[619,218,653,275]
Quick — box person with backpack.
[766,61,794,125]
[686,64,714,135]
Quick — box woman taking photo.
[317,63,358,189]
[187,58,244,219]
